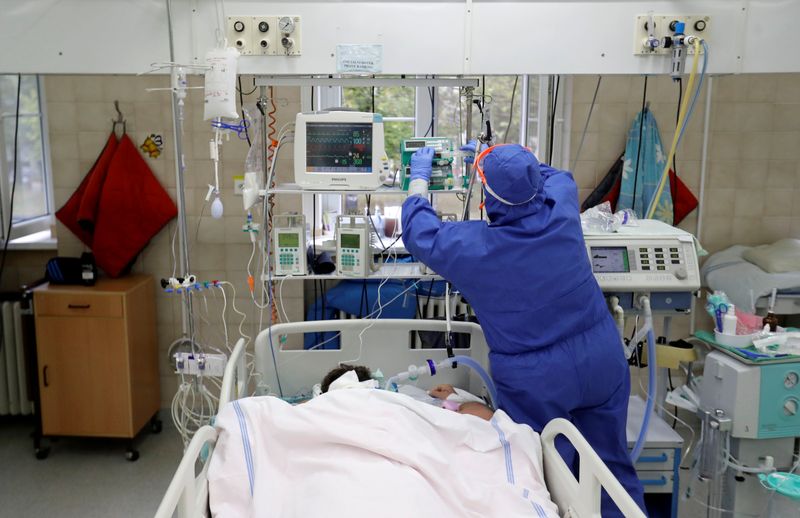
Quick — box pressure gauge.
[783,397,798,417]
[785,371,799,389]
[278,16,295,34]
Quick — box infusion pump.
[584,219,701,292]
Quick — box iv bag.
[203,47,240,120]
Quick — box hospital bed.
[703,245,800,316]
[154,319,646,518]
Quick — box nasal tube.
[386,355,498,408]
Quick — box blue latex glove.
[410,146,434,182]
[460,139,478,165]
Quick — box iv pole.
[165,0,195,347]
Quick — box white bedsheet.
[209,389,558,518]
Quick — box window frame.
[0,75,55,243]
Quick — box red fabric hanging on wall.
[55,133,118,247]
[91,135,177,277]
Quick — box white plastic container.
[714,330,760,348]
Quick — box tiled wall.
[571,73,800,255]
[44,75,304,406]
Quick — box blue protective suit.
[401,145,646,516]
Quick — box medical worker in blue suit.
[401,144,646,516]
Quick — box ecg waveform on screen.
[306,122,373,172]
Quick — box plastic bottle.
[723,304,738,335]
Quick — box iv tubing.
[645,38,702,219]
[630,295,656,463]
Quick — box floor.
[0,413,182,518]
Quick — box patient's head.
[321,364,372,393]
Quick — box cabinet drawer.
[36,293,123,318]
[637,470,676,494]
[634,448,677,471]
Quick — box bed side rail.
[253,319,490,397]
[541,418,646,518]
[154,425,218,518]
[219,338,248,408]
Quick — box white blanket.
[209,389,558,518]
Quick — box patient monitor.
[294,110,391,190]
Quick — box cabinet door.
[37,317,131,437]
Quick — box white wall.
[0,1,798,75]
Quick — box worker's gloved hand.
[409,147,435,182]
[460,139,478,166]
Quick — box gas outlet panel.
[227,16,302,56]
[633,14,710,56]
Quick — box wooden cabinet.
[33,275,160,439]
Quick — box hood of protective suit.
[482,145,545,225]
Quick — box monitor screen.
[278,233,299,248]
[306,122,373,173]
[590,247,630,273]
[341,233,360,249]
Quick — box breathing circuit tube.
[449,355,498,407]
[386,355,499,409]
[629,296,657,463]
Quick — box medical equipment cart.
[627,396,683,518]
[32,274,161,460]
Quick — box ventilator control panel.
[584,221,700,292]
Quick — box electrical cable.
[667,368,678,429]
[570,75,602,171]
[339,220,401,365]
[266,88,279,325]
[0,74,22,284]
[547,75,560,165]
[671,77,682,212]
[502,76,519,144]
[630,76,649,213]
[238,76,251,145]
[422,86,435,137]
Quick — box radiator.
[0,300,32,416]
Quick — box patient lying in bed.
[321,364,494,420]
[210,378,559,517]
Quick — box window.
[342,86,416,216]
[343,86,415,164]
[0,75,53,242]
[435,76,546,217]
